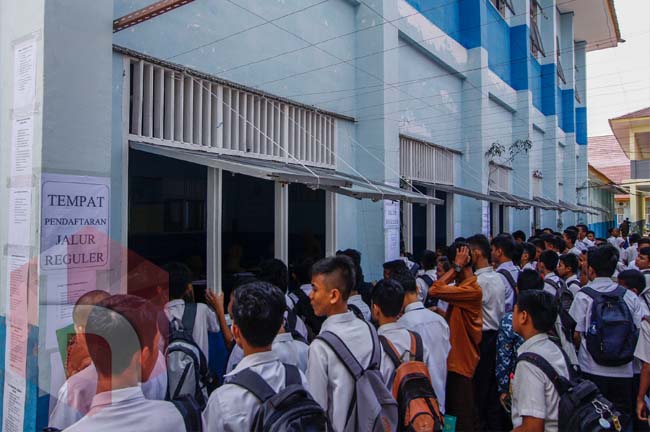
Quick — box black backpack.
[517,352,623,432]
[545,278,577,342]
[171,394,204,432]
[581,286,638,366]
[228,363,331,432]
[285,307,308,344]
[417,274,439,309]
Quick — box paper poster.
[384,200,400,229]
[11,116,33,177]
[481,202,490,236]
[2,373,26,432]
[385,227,400,261]
[8,188,32,247]
[13,38,37,111]
[41,174,110,271]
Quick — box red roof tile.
[612,106,650,120]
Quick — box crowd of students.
[46,223,650,432]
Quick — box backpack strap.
[497,269,517,290]
[581,285,626,300]
[182,302,198,335]
[317,331,365,379]
[228,368,276,403]
[283,363,301,387]
[348,303,364,320]
[516,352,570,395]
[170,395,203,432]
[545,278,560,293]
[567,279,581,288]
[409,331,424,362]
[378,335,402,369]
[418,274,434,288]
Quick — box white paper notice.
[13,38,37,111]
[385,227,400,262]
[11,116,33,177]
[8,188,32,247]
[384,200,400,229]
[2,373,26,432]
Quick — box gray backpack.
[317,322,398,432]
[165,303,210,408]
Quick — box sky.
[587,0,650,137]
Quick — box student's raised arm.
[206,290,234,350]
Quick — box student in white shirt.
[575,224,594,251]
[636,247,650,303]
[538,250,562,296]
[563,228,581,257]
[415,250,438,303]
[468,234,508,431]
[203,282,310,431]
[395,268,450,413]
[307,255,380,431]
[371,278,432,389]
[492,234,519,313]
[557,253,581,296]
[608,227,625,252]
[569,245,644,431]
[163,263,230,364]
[520,242,537,271]
[65,295,190,432]
[511,290,570,432]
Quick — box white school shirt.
[634,320,650,364]
[522,261,537,271]
[576,238,594,252]
[226,333,309,373]
[564,274,581,296]
[496,261,519,313]
[285,294,309,340]
[49,351,167,430]
[475,266,506,331]
[300,283,313,297]
[347,294,371,321]
[639,284,650,317]
[164,300,220,362]
[307,311,374,432]
[398,301,450,412]
[415,269,438,303]
[568,246,581,257]
[377,322,438,405]
[608,236,625,252]
[65,386,188,432]
[203,351,309,432]
[625,243,639,264]
[542,273,563,296]
[568,277,644,377]
[511,333,570,432]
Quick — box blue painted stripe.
[510,25,529,90]
[576,107,587,144]
[561,89,575,133]
[541,64,556,116]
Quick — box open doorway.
[289,184,325,265]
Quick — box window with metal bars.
[490,0,515,16]
[399,136,454,186]
[530,0,545,58]
[489,162,511,193]
[556,37,566,84]
[127,57,337,169]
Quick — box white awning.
[415,181,508,204]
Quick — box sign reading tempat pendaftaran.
[40,174,110,271]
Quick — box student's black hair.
[337,249,365,292]
[533,228,544,237]
[512,230,527,242]
[587,245,618,277]
[587,230,595,237]
[522,242,537,262]
[292,257,315,285]
[371,279,405,318]
[542,228,554,234]
[517,269,545,292]
[467,234,491,259]
[629,233,642,244]
[639,246,650,257]
[566,226,578,233]
[383,259,408,274]
[437,256,452,272]
[454,236,467,243]
[257,259,289,293]
[595,238,607,246]
[563,229,577,244]
[86,295,158,377]
[312,255,356,299]
[231,281,285,347]
[72,290,110,328]
[448,240,472,267]
[420,250,437,270]
[556,237,566,253]
[391,270,417,294]
[491,234,515,259]
[163,262,192,300]
[638,238,650,247]
[618,269,646,293]
[539,250,559,272]
[516,290,558,333]
[559,253,578,274]
[512,242,524,267]
[576,224,588,232]
[530,238,545,250]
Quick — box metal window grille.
[399,136,454,186]
[127,58,336,168]
[532,177,542,196]
[556,37,566,84]
[490,164,510,192]
[530,1,546,57]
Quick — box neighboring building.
[586,163,619,237]
[610,107,650,232]
[0,1,622,428]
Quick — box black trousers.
[473,330,511,432]
[583,372,634,432]
[447,371,476,432]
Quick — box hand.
[638,397,648,421]
[454,246,470,268]
[499,393,511,413]
[205,290,224,313]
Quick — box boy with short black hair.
[558,253,581,296]
[537,250,561,296]
[569,245,644,430]
[563,229,580,256]
[511,290,570,432]
[513,230,527,244]
[416,249,438,303]
[492,234,519,313]
[203,281,310,430]
[520,242,538,271]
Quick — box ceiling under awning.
[578,203,609,216]
[532,196,565,211]
[489,191,536,209]
[131,141,442,205]
[414,181,509,204]
[559,200,586,214]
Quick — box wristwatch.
[453,263,463,273]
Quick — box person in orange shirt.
[428,241,483,432]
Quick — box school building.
[0,0,621,429]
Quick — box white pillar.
[402,201,413,253]
[207,168,222,293]
[426,188,436,250]
[275,181,289,263]
[325,191,337,256]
